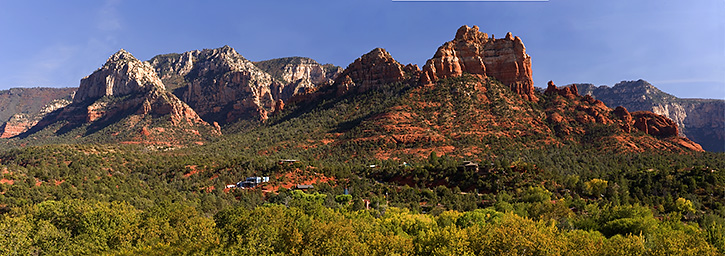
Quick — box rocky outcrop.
[0,87,76,127]
[334,48,418,95]
[578,80,724,152]
[0,114,33,138]
[542,80,701,152]
[254,57,342,100]
[0,99,71,138]
[545,81,578,99]
[148,46,280,123]
[421,25,536,101]
[74,50,165,103]
[631,111,679,138]
[613,106,633,133]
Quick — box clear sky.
[0,0,723,99]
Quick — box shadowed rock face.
[0,99,71,138]
[421,25,536,102]
[0,87,76,138]
[631,111,679,138]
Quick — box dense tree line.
[1,197,721,255]
[0,76,724,254]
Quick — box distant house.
[236,176,270,188]
[459,161,479,172]
[279,159,299,164]
[294,184,314,190]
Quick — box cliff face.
[74,50,165,104]
[148,46,285,123]
[421,25,536,102]
[23,50,217,145]
[578,80,724,152]
[254,57,342,100]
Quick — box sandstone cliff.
[74,49,165,103]
[23,50,217,145]
[254,57,342,100]
[421,25,536,102]
[578,80,724,152]
[149,46,301,123]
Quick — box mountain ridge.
[0,26,709,154]
[12,49,218,145]
[577,80,724,152]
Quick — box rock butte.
[421,25,536,102]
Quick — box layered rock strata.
[25,49,217,143]
[254,57,342,100]
[0,99,71,138]
[148,46,284,123]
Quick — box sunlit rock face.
[421,25,536,102]
[75,49,165,104]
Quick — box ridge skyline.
[0,1,722,100]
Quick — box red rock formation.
[177,46,278,123]
[0,98,72,138]
[545,81,579,99]
[421,25,536,101]
[272,99,285,115]
[334,48,416,95]
[0,115,33,138]
[631,111,679,137]
[613,106,633,133]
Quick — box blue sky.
[0,0,723,99]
